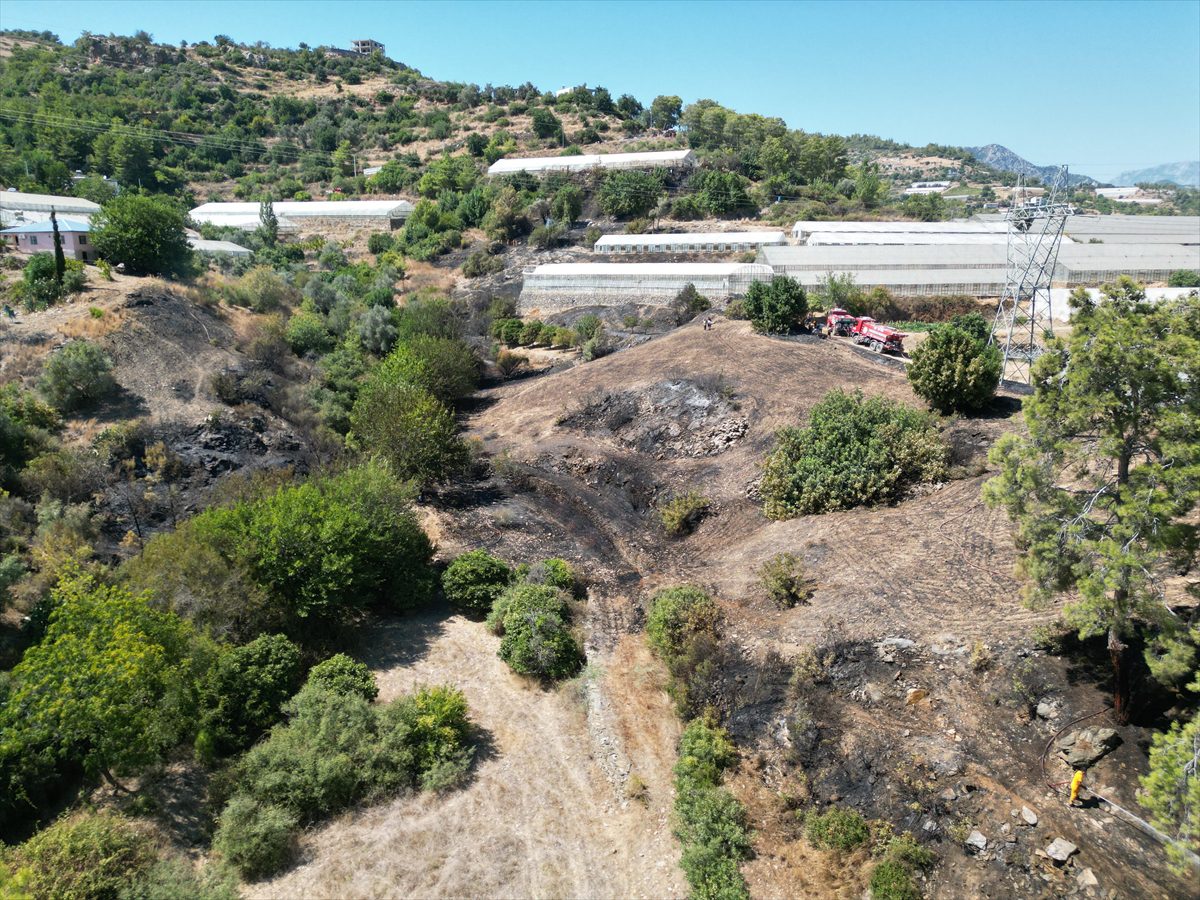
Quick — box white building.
[595,231,786,254]
[189,199,414,231]
[488,149,695,177]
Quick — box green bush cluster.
[10,810,155,900]
[493,317,579,350]
[486,582,583,679]
[906,322,1002,414]
[673,716,750,900]
[761,390,947,519]
[744,276,808,334]
[215,679,473,878]
[38,341,118,413]
[646,585,722,717]
[198,633,304,758]
[124,462,435,643]
[442,549,514,612]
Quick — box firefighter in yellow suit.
[1069,769,1085,806]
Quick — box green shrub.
[119,857,239,900]
[375,336,480,406]
[490,582,582,679]
[305,653,378,700]
[907,325,1001,414]
[442,549,513,611]
[758,552,813,608]
[349,380,467,485]
[367,232,395,255]
[581,332,611,361]
[500,317,525,346]
[869,860,921,900]
[462,250,504,278]
[285,308,333,355]
[522,557,578,594]
[598,169,663,218]
[519,319,546,346]
[948,311,991,342]
[486,582,566,635]
[646,585,722,716]
[1167,269,1200,288]
[806,807,869,850]
[575,314,602,341]
[761,390,947,519]
[17,811,155,900]
[659,491,711,536]
[744,276,808,334]
[498,606,584,679]
[200,633,304,757]
[224,681,474,866]
[38,340,117,412]
[673,716,750,900]
[212,796,297,880]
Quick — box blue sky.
[4,0,1198,182]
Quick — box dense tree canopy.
[984,282,1200,721]
[91,194,193,277]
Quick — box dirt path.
[249,609,683,900]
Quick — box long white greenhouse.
[518,262,772,312]
[594,231,786,254]
[791,220,1006,241]
[488,149,695,176]
[805,231,1015,246]
[189,200,414,230]
[0,190,101,224]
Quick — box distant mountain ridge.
[1113,161,1200,187]
[967,144,1097,186]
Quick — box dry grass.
[249,610,683,900]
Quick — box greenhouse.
[594,231,786,254]
[1056,244,1200,285]
[760,244,1008,273]
[0,190,101,224]
[805,231,1014,246]
[791,219,1006,241]
[518,262,772,313]
[488,149,696,176]
[189,200,414,230]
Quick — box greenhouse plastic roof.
[190,200,414,218]
[489,149,695,175]
[761,244,1008,266]
[595,231,786,247]
[1,218,91,233]
[792,219,1006,235]
[0,191,101,214]
[188,238,252,255]
[526,262,772,276]
[805,232,1013,245]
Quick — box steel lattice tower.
[990,168,1072,384]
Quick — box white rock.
[966,830,988,851]
[1045,837,1078,862]
[1077,867,1099,888]
[1021,806,1039,826]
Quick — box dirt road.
[250,609,683,900]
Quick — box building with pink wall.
[1,219,95,262]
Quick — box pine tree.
[984,280,1200,722]
[50,208,65,287]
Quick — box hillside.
[1115,160,1200,187]
[1,24,1198,900]
[967,144,1098,186]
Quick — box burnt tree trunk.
[1108,627,1132,725]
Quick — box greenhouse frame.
[189,199,414,230]
[594,231,786,254]
[0,190,101,224]
[518,262,772,312]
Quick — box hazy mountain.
[967,144,1098,186]
[1113,161,1200,187]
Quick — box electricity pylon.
[990,167,1072,384]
